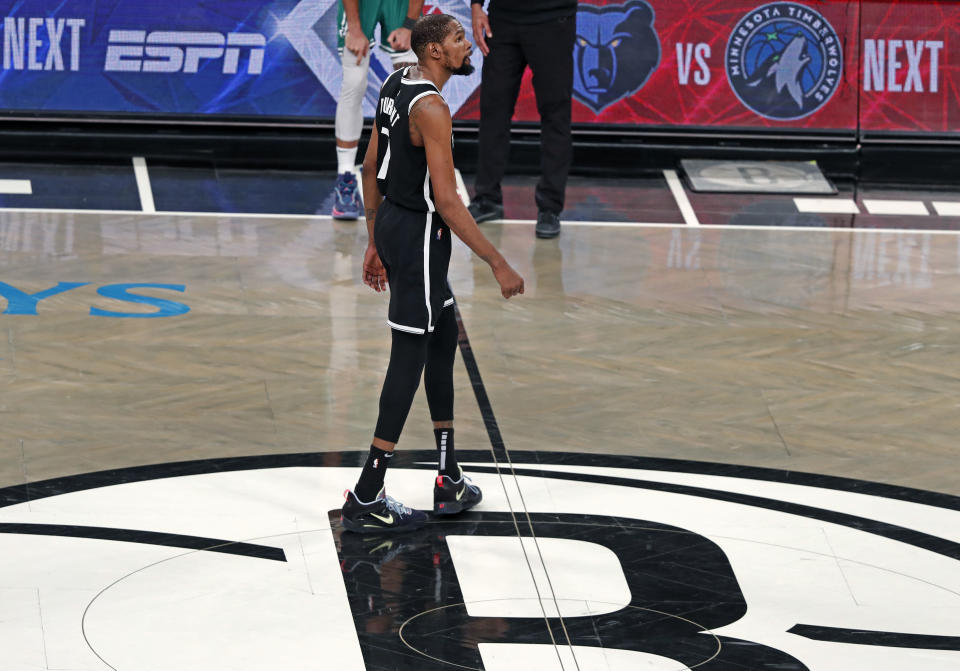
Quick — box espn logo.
[104,31,265,74]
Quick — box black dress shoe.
[467,199,504,223]
[535,211,561,238]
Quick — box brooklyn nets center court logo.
[1,450,958,669]
[725,2,843,120]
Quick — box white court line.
[932,202,960,216]
[0,179,32,194]
[496,219,960,234]
[3,206,960,235]
[500,218,681,227]
[863,199,929,216]
[454,168,470,207]
[663,168,700,226]
[794,197,860,214]
[132,157,156,213]
[0,206,334,220]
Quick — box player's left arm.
[388,0,424,51]
[360,122,387,292]
[415,96,524,299]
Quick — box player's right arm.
[413,96,523,299]
[360,120,387,292]
[342,0,369,64]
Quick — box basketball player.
[332,0,425,219]
[341,14,524,533]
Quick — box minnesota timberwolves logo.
[573,0,660,113]
[726,2,842,120]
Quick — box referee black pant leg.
[474,18,527,207]
[424,307,457,423]
[523,15,575,215]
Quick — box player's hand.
[345,24,369,64]
[363,245,388,292]
[388,27,412,52]
[471,5,492,57]
[493,262,524,299]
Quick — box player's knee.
[336,53,370,141]
[338,52,370,105]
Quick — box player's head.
[411,14,474,76]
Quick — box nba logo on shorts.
[725,2,843,120]
[436,228,442,241]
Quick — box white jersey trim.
[401,77,440,89]
[376,126,391,180]
[407,90,441,115]
[423,211,434,333]
[422,165,436,213]
[400,66,440,90]
[378,68,405,97]
[387,320,426,335]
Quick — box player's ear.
[430,41,441,60]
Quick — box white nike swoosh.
[456,487,466,501]
[370,512,394,524]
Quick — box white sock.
[337,146,358,175]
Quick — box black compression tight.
[374,307,458,443]
[424,307,458,423]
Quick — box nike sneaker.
[332,171,361,220]
[340,488,427,534]
[433,467,482,515]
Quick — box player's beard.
[451,55,474,76]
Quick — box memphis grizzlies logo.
[726,2,842,120]
[573,0,660,113]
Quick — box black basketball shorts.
[375,198,454,335]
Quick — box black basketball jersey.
[375,66,445,213]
